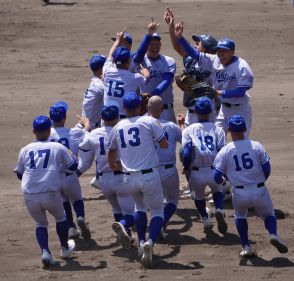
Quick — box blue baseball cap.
[33,115,51,131]
[113,46,131,65]
[89,54,106,72]
[228,115,247,132]
[101,104,119,121]
[111,32,133,45]
[192,34,218,54]
[194,96,212,115]
[216,38,235,51]
[151,33,161,40]
[123,92,142,109]
[49,100,68,122]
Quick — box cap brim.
[192,34,200,42]
[53,100,68,111]
[216,45,232,50]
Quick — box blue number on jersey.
[198,135,215,151]
[98,137,106,155]
[107,80,125,98]
[119,127,141,148]
[58,138,70,150]
[29,149,51,169]
[233,152,254,171]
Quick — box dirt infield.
[0,0,293,280]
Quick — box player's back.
[156,119,181,165]
[18,141,74,194]
[88,126,113,173]
[184,122,225,167]
[50,127,85,156]
[110,115,164,171]
[103,62,145,115]
[217,139,267,186]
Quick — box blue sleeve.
[182,141,192,170]
[222,87,250,98]
[16,172,23,180]
[133,34,151,63]
[214,168,223,184]
[68,160,78,171]
[261,160,271,180]
[177,37,200,61]
[151,72,174,96]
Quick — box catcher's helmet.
[192,34,218,54]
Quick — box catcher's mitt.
[139,93,150,116]
[175,72,216,100]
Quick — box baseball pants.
[60,173,83,202]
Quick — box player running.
[214,115,288,257]
[77,103,135,250]
[182,97,228,234]
[14,116,77,267]
[49,101,91,240]
[108,92,168,268]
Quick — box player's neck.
[231,133,245,141]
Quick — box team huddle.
[14,8,288,269]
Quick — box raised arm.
[108,29,127,61]
[164,8,186,58]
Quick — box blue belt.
[192,166,214,171]
[235,182,264,189]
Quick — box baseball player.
[108,92,168,267]
[82,54,106,130]
[163,8,219,127]
[14,115,76,267]
[214,115,288,257]
[131,27,177,123]
[182,97,228,234]
[175,22,253,138]
[77,103,135,250]
[147,96,181,238]
[103,30,150,118]
[49,101,91,240]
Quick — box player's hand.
[177,113,185,127]
[164,8,175,29]
[147,17,160,35]
[140,64,150,78]
[215,90,223,97]
[116,27,127,43]
[77,115,91,132]
[175,21,184,38]
[140,92,151,99]
[111,161,122,171]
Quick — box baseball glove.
[139,93,150,116]
[175,72,216,100]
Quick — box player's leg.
[140,169,164,267]
[24,193,54,267]
[45,191,75,259]
[253,186,288,253]
[63,174,91,240]
[190,169,212,230]
[231,187,253,257]
[159,166,179,227]
[215,105,228,135]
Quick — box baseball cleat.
[215,209,228,235]
[77,216,91,240]
[90,176,100,190]
[202,215,213,230]
[270,234,288,253]
[68,227,80,239]
[112,222,131,250]
[239,245,253,258]
[41,249,55,268]
[141,240,153,268]
[60,239,75,259]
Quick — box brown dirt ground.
[0,0,294,280]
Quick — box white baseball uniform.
[134,55,177,123]
[14,141,77,226]
[198,53,253,137]
[214,139,273,219]
[109,115,165,218]
[78,126,134,215]
[103,59,146,117]
[182,122,226,199]
[49,127,86,202]
[156,119,181,206]
[82,75,104,130]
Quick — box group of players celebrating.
[15,8,288,269]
